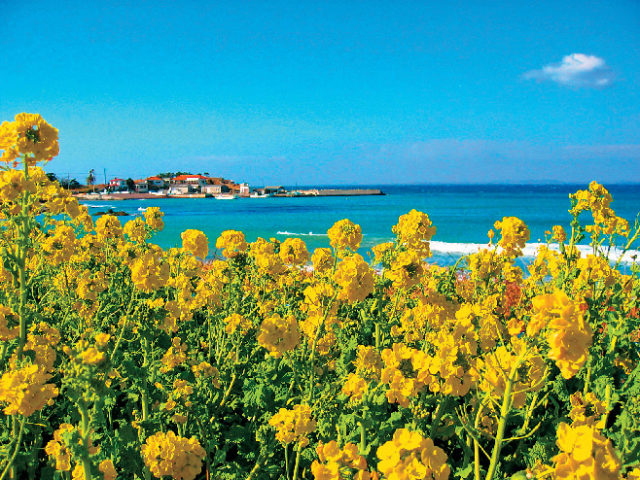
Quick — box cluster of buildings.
[108,174,250,196]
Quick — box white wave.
[429,241,638,264]
[277,231,329,237]
[82,204,115,209]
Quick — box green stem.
[358,421,367,455]
[430,396,449,439]
[244,452,264,480]
[519,392,538,435]
[473,399,486,480]
[0,417,25,480]
[16,159,33,362]
[219,373,237,408]
[291,443,302,480]
[484,358,521,480]
[284,444,290,480]
[583,358,592,396]
[109,315,129,363]
[78,400,93,480]
[308,292,338,401]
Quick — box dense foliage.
[0,113,639,480]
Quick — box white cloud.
[524,53,614,88]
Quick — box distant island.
[65,172,384,200]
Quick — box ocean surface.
[80,184,640,266]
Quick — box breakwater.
[287,188,385,197]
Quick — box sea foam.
[430,241,638,264]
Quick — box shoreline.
[74,188,385,201]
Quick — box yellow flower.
[0,364,59,416]
[393,209,436,257]
[552,225,567,242]
[342,373,368,402]
[144,206,165,231]
[215,230,248,258]
[224,313,253,335]
[42,224,78,266]
[377,428,450,480]
[0,305,19,341]
[98,459,118,480]
[0,121,19,164]
[130,250,170,293]
[191,362,221,387]
[0,113,59,164]
[95,215,123,239]
[530,290,592,379]
[328,219,362,256]
[44,423,75,471]
[141,430,205,480]
[333,254,375,303]
[371,241,395,264]
[181,229,209,258]
[78,347,106,366]
[311,248,334,275]
[385,250,424,289]
[312,441,375,480]
[279,237,310,265]
[494,216,530,257]
[269,404,316,447]
[553,422,620,480]
[250,237,286,275]
[123,217,147,243]
[76,271,108,301]
[0,169,36,202]
[160,337,188,372]
[257,314,300,358]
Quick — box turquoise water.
[82,184,640,265]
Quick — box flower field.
[0,113,639,480]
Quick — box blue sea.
[81,184,640,266]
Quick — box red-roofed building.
[109,178,127,191]
[146,176,167,191]
[134,179,149,193]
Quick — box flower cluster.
[494,216,530,257]
[530,291,593,378]
[393,209,436,257]
[216,230,248,258]
[312,247,334,274]
[311,440,379,480]
[130,249,171,292]
[250,237,286,275]
[268,404,317,447]
[141,431,206,480]
[0,113,59,164]
[333,254,375,303]
[160,337,188,372]
[376,428,450,480]
[279,237,310,266]
[144,206,165,231]
[0,364,59,416]
[385,250,424,289]
[224,313,253,335]
[328,219,362,256]
[95,215,123,239]
[257,314,300,357]
[552,422,621,480]
[0,304,18,341]
[181,229,209,258]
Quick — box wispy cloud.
[524,53,614,88]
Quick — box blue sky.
[1,0,639,185]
